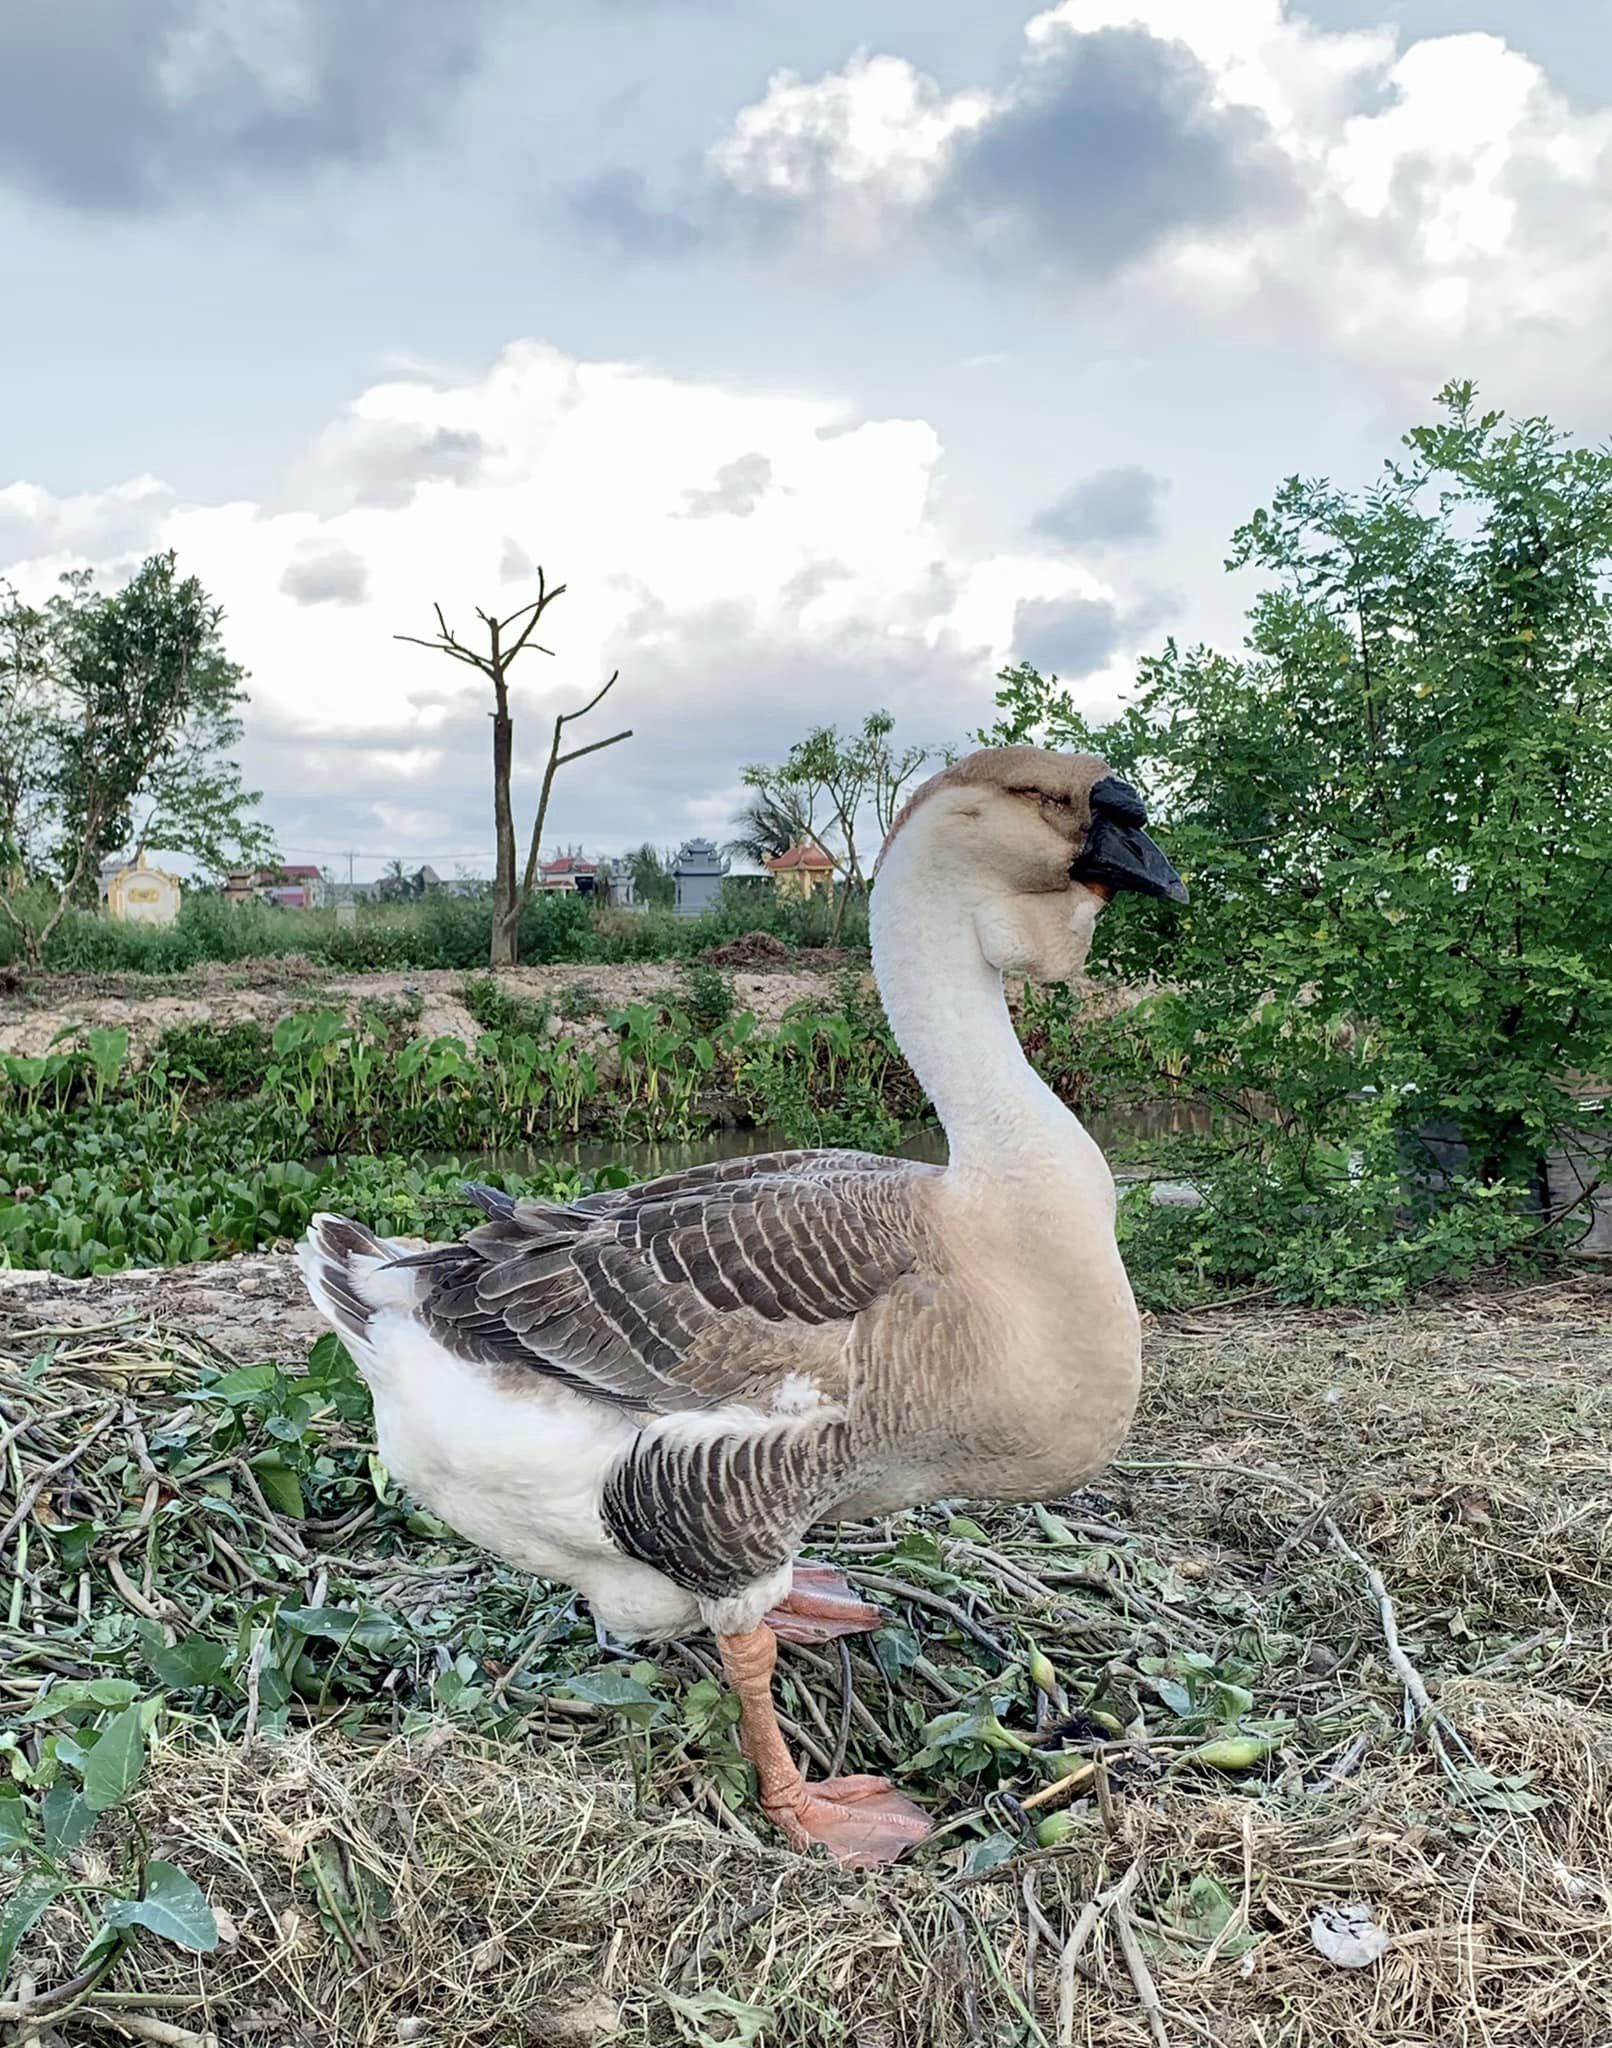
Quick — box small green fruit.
[1185,1735,1275,1771]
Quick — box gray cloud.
[280,542,368,607]
[499,538,535,584]
[0,0,509,213]
[569,169,708,257]
[1011,596,1124,678]
[342,426,486,510]
[1011,586,1178,677]
[1031,465,1169,550]
[935,30,1286,279]
[582,25,1288,283]
[680,453,772,519]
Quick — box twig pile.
[3,1268,1611,2045]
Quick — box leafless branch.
[555,728,633,770]
[393,632,490,673]
[559,668,620,726]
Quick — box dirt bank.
[0,959,872,1058]
[0,958,1145,1060]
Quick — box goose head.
[877,745,1187,984]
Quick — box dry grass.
[4,1273,1612,2047]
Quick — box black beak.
[1070,775,1189,905]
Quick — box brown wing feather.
[397,1149,937,1414]
[603,1408,854,1597]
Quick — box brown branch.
[516,700,633,916]
[559,667,620,726]
[555,728,633,770]
[393,632,491,674]
[502,568,566,659]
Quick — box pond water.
[439,1098,1215,1189]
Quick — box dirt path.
[0,1253,328,1359]
[0,959,871,1057]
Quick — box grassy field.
[0,885,867,978]
[2,1264,1609,2045]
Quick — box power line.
[270,848,498,863]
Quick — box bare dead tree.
[397,569,631,966]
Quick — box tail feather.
[297,1212,419,1345]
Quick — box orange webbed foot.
[767,1774,931,1867]
[763,1561,885,1644]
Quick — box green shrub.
[460,975,552,1039]
[678,961,735,1035]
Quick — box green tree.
[742,711,931,938]
[625,843,675,911]
[0,553,273,962]
[982,381,1612,1242]
[0,586,53,893]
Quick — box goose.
[297,747,1186,1867]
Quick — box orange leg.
[717,1625,929,1867]
[763,1560,885,1645]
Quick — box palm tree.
[725,788,814,865]
[625,843,675,910]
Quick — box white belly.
[357,1312,702,1639]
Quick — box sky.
[2,0,1610,882]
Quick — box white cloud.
[707,1,1612,406]
[708,51,991,243]
[1,341,1146,864]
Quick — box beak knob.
[1071,780,1188,904]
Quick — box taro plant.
[0,1687,220,2004]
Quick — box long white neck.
[870,827,1107,1191]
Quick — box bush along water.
[0,988,920,1276]
[1,973,1582,1299]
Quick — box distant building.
[223,863,327,910]
[537,853,600,895]
[671,837,729,917]
[764,842,836,902]
[375,864,440,904]
[534,851,643,909]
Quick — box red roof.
[541,855,598,875]
[765,844,835,871]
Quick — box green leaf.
[558,1669,656,1708]
[871,1622,919,1681]
[247,1454,305,1520]
[278,1604,403,1654]
[43,1782,95,1857]
[82,1700,147,1813]
[0,1870,66,1986]
[0,1788,33,1851]
[200,1364,282,1405]
[661,1988,770,2048]
[142,1631,234,1693]
[963,1831,1017,1875]
[103,1860,221,1952]
[25,1678,141,1721]
[54,1520,99,1570]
